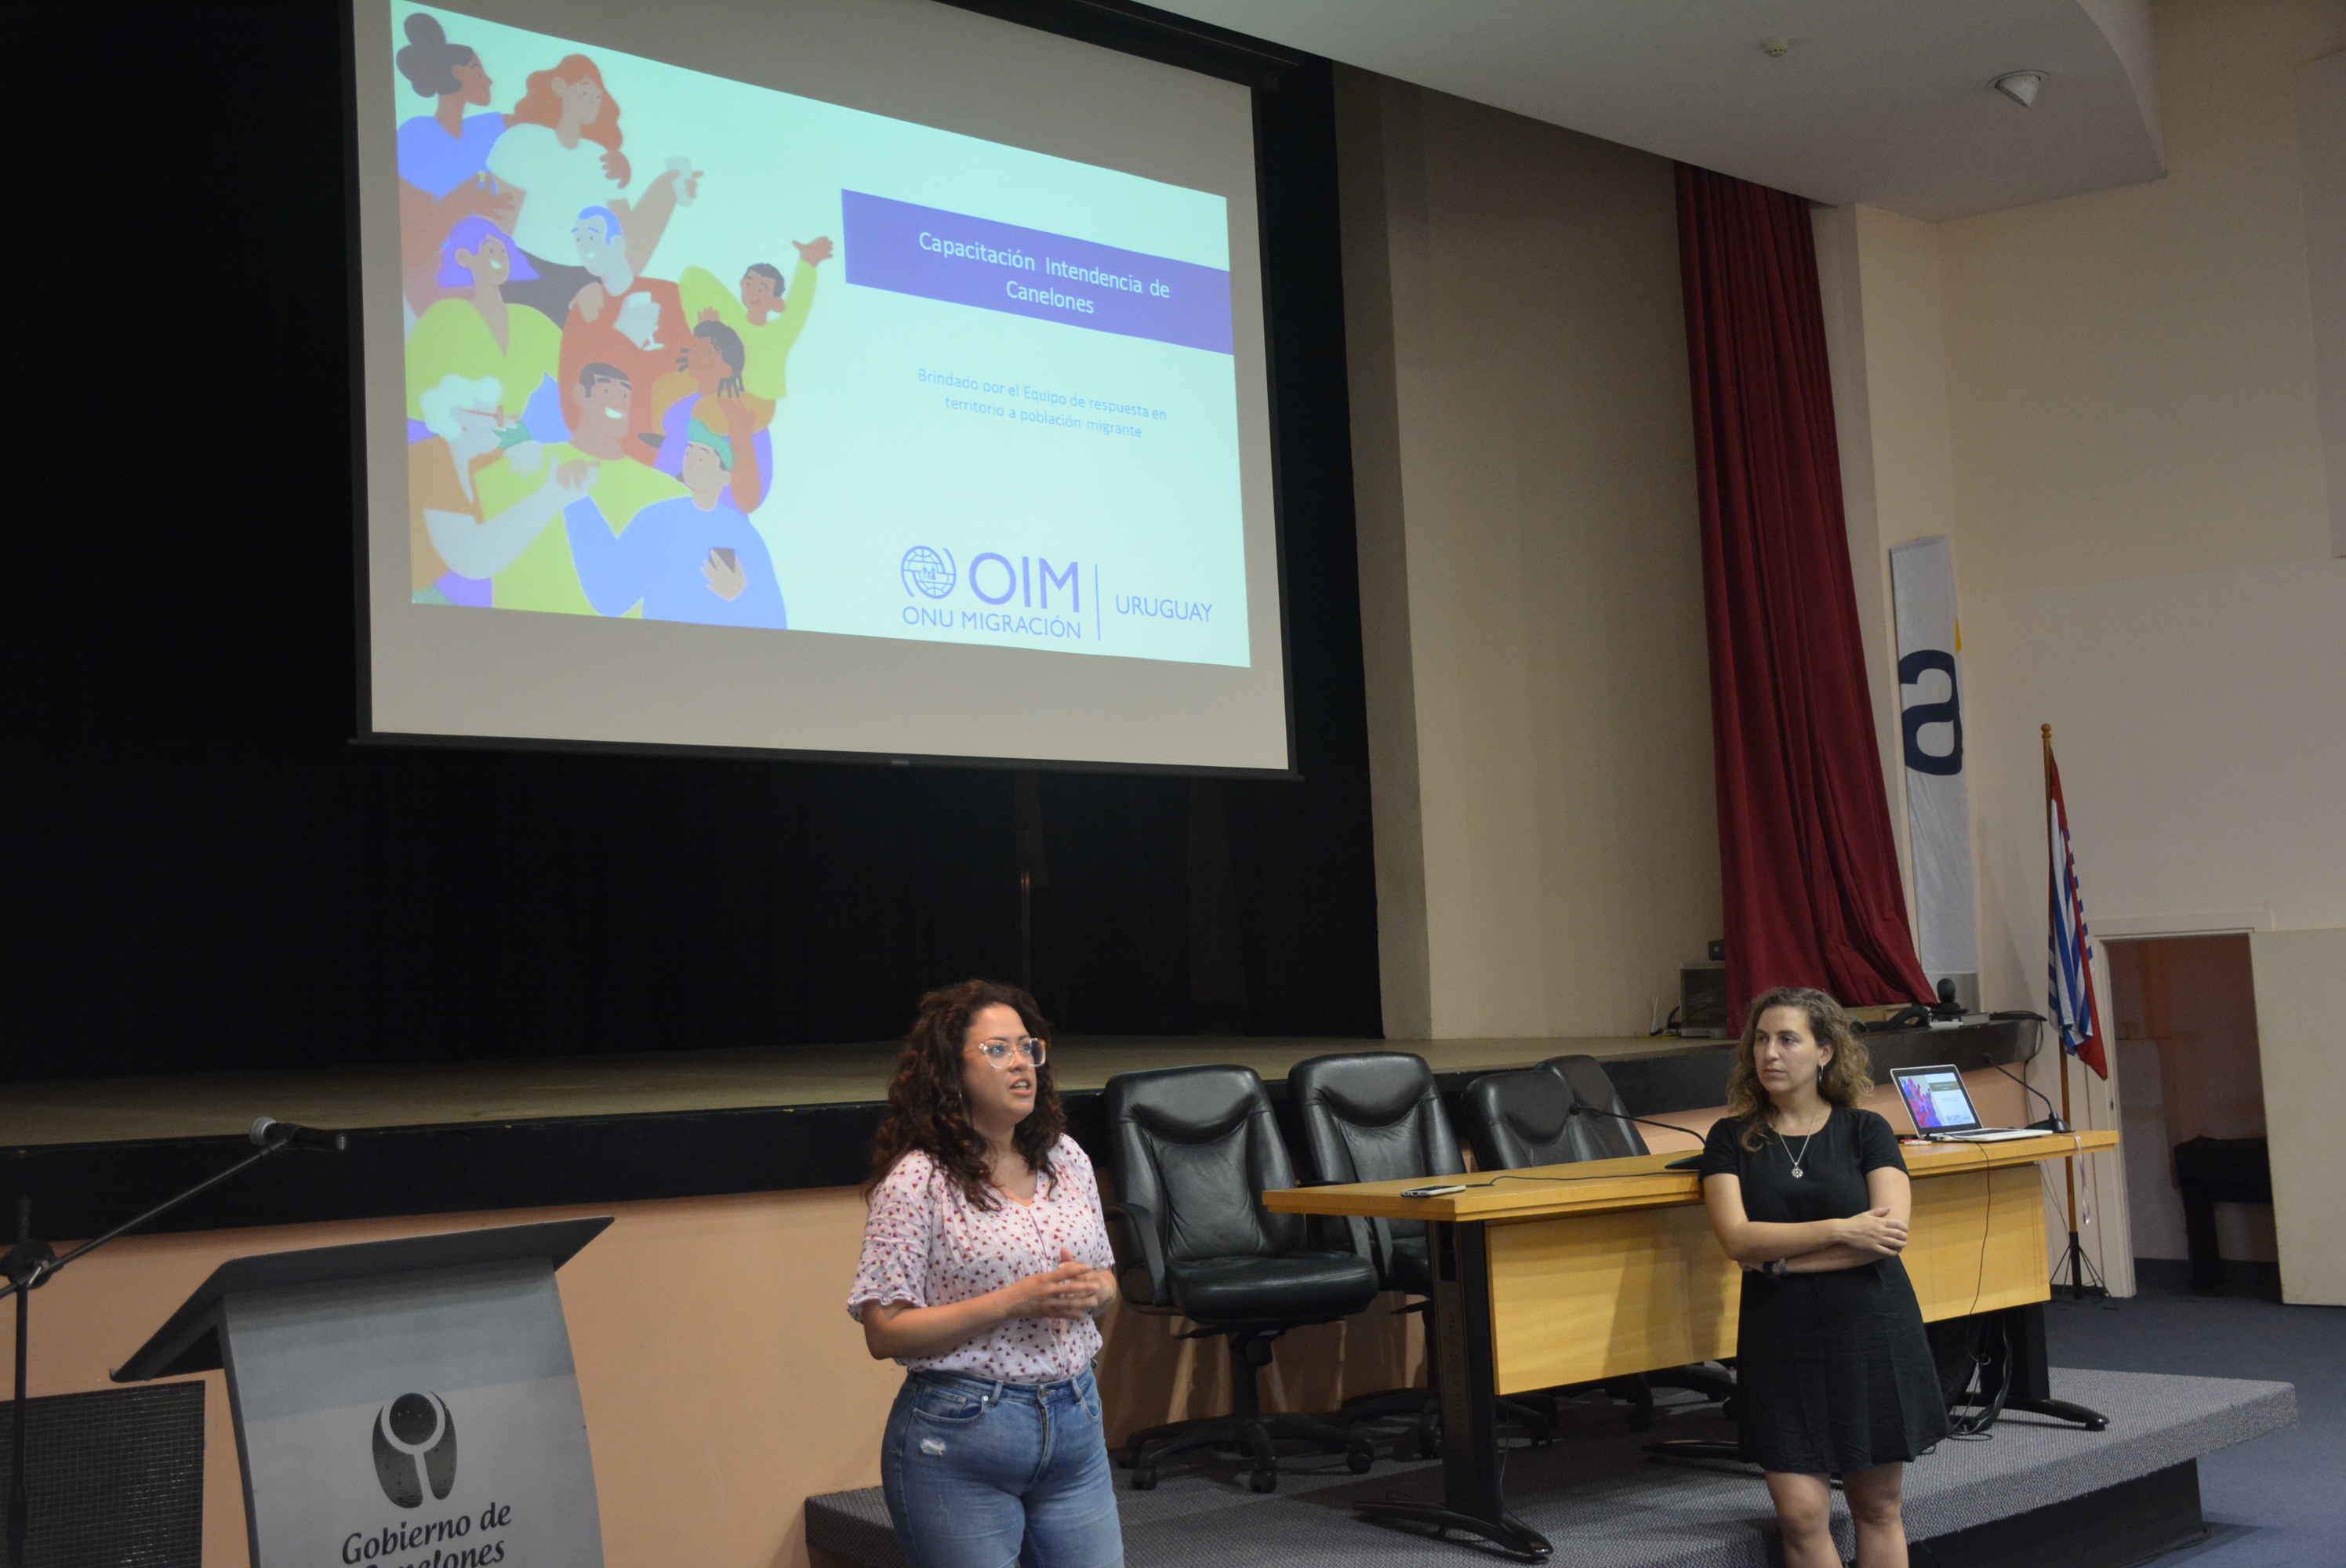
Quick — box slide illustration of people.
[648,321,772,512]
[677,236,832,401]
[405,216,561,443]
[555,205,689,457]
[476,362,686,615]
[487,53,634,319]
[410,374,594,604]
[567,411,787,629]
[394,8,833,635]
[394,13,516,321]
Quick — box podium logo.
[372,1392,458,1508]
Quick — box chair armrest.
[1295,1179,1381,1274]
[1100,1201,1171,1308]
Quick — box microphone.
[1977,1055,2069,1133]
[249,1116,350,1153]
[1569,1103,1709,1168]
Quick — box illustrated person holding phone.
[564,414,785,627]
[473,362,685,614]
[1698,987,1948,1568]
[848,981,1124,1568]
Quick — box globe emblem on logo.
[372,1392,458,1508]
[902,545,956,600]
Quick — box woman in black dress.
[1700,986,1948,1568]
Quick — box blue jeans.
[881,1370,1124,1568]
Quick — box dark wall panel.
[9,2,1377,1081]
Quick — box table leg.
[1353,1220,1552,1561]
[1988,1301,2109,1430]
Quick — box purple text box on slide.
[841,191,1233,355]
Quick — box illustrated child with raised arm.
[677,236,833,402]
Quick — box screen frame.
[1890,1064,1986,1134]
[342,0,1312,779]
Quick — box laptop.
[1888,1065,2048,1142]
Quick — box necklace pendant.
[1791,1167,1804,1178]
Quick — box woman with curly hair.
[1698,986,1948,1568]
[848,980,1124,1568]
[488,53,632,320]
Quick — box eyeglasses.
[969,1036,1048,1069]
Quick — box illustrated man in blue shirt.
[566,417,787,629]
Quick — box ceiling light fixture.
[1763,38,1792,58]
[1992,71,2044,107]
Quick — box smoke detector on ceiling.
[1992,71,2045,107]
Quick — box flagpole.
[2045,724,2091,1299]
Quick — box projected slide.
[390,4,1247,666]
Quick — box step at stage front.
[807,1369,2293,1568]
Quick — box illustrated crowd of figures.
[397,11,832,628]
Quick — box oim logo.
[372,1392,458,1508]
[901,545,956,600]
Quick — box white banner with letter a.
[1890,537,1979,1002]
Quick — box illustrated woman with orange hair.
[848,981,1125,1568]
[487,53,633,319]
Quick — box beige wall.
[1335,70,1722,1040]
[1813,0,2346,1294]
[2251,927,2346,1305]
[1941,0,2345,970]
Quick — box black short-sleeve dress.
[1700,1106,1950,1475]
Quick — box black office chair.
[1460,1065,1742,1432]
[1102,1065,1382,1492]
[1535,1055,1739,1409]
[1541,1054,1650,1158]
[1463,1064,1610,1171]
[1287,1052,1551,1456]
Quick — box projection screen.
[349,0,1291,771]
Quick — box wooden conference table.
[1264,1130,2120,1561]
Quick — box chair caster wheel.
[1347,1446,1375,1474]
[1248,1468,1278,1494]
[1132,1467,1158,1491]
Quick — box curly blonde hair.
[1723,986,1874,1150]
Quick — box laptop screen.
[1891,1065,1983,1134]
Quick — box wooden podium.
[113,1218,612,1568]
[1266,1131,2119,1560]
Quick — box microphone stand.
[1567,1102,1709,1164]
[3,1132,307,1568]
[1980,1053,2069,1133]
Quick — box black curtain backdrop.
[8,2,1381,1081]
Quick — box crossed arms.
[1702,1165,1912,1276]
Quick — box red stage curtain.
[1675,162,1934,1017]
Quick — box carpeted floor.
[2043,1282,2345,1566]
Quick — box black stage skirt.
[1734,1258,1951,1475]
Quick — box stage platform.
[0,1034,1709,1148]
[807,1369,2295,1568]
[0,1020,2036,1239]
